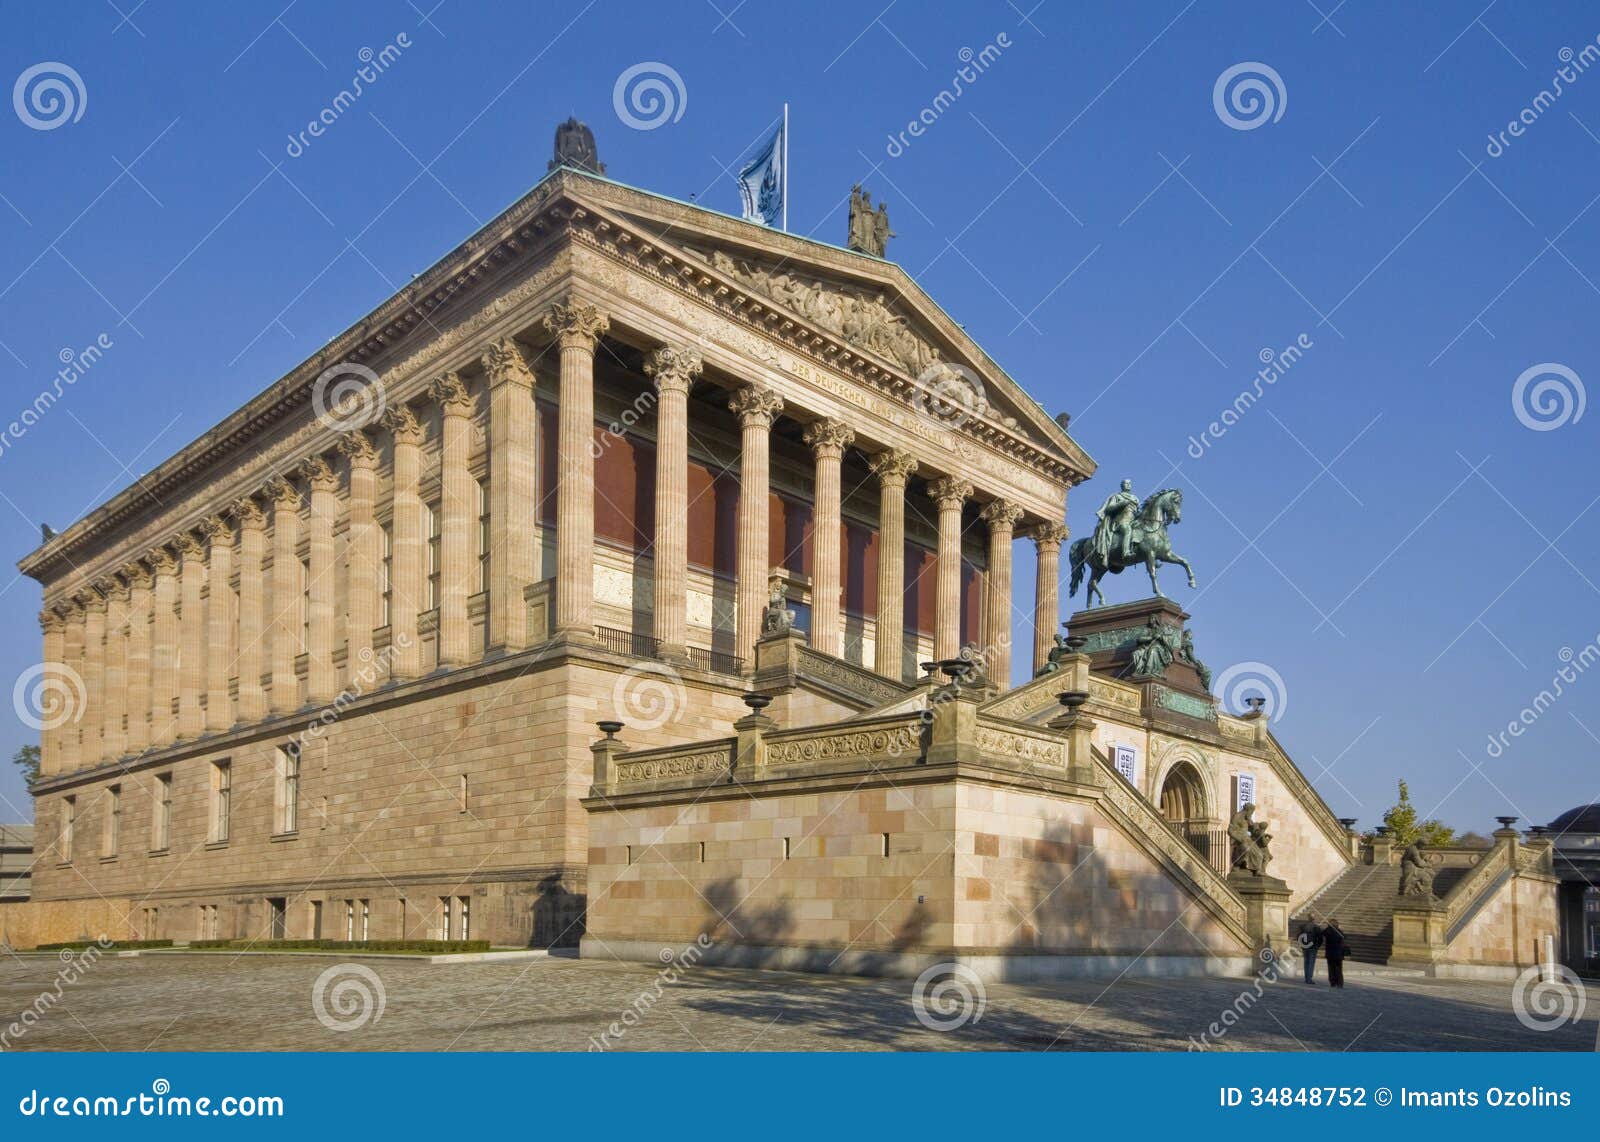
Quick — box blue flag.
[738,114,786,229]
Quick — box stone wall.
[1446,871,1561,972]
[0,898,135,949]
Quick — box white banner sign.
[1234,772,1256,811]
[1113,744,1137,785]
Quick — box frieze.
[615,747,734,785]
[1155,686,1216,722]
[765,720,922,766]
[795,646,906,706]
[974,722,1067,770]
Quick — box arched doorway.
[1158,761,1225,874]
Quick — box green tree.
[11,744,40,788]
[1379,779,1456,846]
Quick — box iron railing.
[1184,827,1233,878]
[592,626,743,676]
[684,646,745,675]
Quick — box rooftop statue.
[1068,482,1197,607]
[549,117,605,175]
[847,185,894,257]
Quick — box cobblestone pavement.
[1,953,1595,1051]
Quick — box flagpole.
[781,102,789,231]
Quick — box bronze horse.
[1068,487,1197,607]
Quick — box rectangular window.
[274,744,300,835]
[345,899,355,942]
[425,502,440,611]
[61,795,75,861]
[438,897,452,941]
[379,524,393,627]
[458,773,468,814]
[476,478,490,594]
[311,899,323,940]
[199,903,219,941]
[209,761,231,844]
[102,785,121,858]
[152,773,172,851]
[360,899,370,941]
[458,896,470,941]
[299,555,311,651]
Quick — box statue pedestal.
[1066,597,1208,694]
[1228,871,1292,975]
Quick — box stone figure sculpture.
[761,575,795,635]
[1399,841,1436,897]
[1229,803,1273,875]
[847,185,893,257]
[1128,615,1179,678]
[549,116,604,174]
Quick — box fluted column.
[928,477,974,662]
[123,564,151,753]
[267,477,302,714]
[543,300,609,640]
[149,548,179,746]
[201,517,234,732]
[301,456,339,702]
[869,451,918,680]
[176,533,206,738]
[58,602,85,770]
[430,373,474,668]
[802,419,855,656]
[384,405,425,680]
[103,580,128,760]
[729,385,783,666]
[233,498,268,723]
[480,339,537,654]
[39,610,65,776]
[79,588,106,764]
[338,432,379,679]
[1026,522,1070,674]
[980,500,1024,684]
[643,346,702,660]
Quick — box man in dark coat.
[1322,918,1348,988]
[1300,918,1324,984]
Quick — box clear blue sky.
[1,1,1596,834]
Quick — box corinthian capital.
[200,515,233,545]
[39,609,64,635]
[868,449,918,487]
[542,299,609,350]
[231,496,268,531]
[171,531,205,560]
[381,405,425,446]
[336,429,378,467]
[121,561,153,590]
[428,371,473,415]
[927,476,974,511]
[145,546,178,576]
[802,418,855,458]
[262,476,301,512]
[1024,521,1070,548]
[979,499,1025,532]
[298,455,339,493]
[481,338,536,390]
[643,346,704,394]
[727,384,783,428]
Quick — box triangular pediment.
[561,173,1094,481]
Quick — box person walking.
[1300,917,1324,984]
[1322,917,1348,989]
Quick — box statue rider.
[1093,479,1140,564]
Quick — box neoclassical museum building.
[10,129,1559,979]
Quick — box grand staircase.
[1294,861,1471,964]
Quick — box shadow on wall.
[532,874,585,949]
